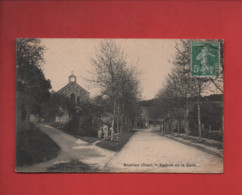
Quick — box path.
[16,124,115,172]
[105,128,223,173]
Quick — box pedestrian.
[98,125,103,140]
[103,124,108,140]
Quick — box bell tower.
[69,71,76,83]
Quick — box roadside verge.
[154,132,223,158]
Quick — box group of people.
[98,123,114,141]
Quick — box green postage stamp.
[191,42,220,77]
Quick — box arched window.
[77,97,81,104]
[70,93,76,103]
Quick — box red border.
[1,1,242,194]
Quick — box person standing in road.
[98,125,103,140]
[103,124,108,140]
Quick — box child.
[103,124,108,140]
[98,125,103,140]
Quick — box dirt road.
[105,128,223,173]
[16,124,115,172]
[17,125,223,173]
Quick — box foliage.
[96,130,136,152]
[92,95,113,113]
[140,94,223,121]
[47,160,95,172]
[16,38,51,105]
[64,101,103,137]
[90,40,141,132]
[155,40,224,138]
[16,123,60,166]
[40,93,72,122]
[188,102,223,135]
[90,39,125,97]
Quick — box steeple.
[69,71,76,83]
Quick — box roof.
[57,82,89,95]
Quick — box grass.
[96,130,136,152]
[48,122,99,143]
[174,134,223,149]
[156,132,223,158]
[78,136,99,143]
[16,123,61,166]
[47,160,96,173]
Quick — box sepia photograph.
[15,38,223,173]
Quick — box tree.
[64,100,103,137]
[158,40,221,138]
[16,38,51,105]
[90,40,141,132]
[40,93,72,122]
[118,67,141,131]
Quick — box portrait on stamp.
[191,42,220,77]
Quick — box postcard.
[15,38,223,173]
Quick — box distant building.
[57,73,89,103]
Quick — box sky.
[41,39,178,100]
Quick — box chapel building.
[55,74,90,123]
[57,73,90,103]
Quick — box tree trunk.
[113,97,116,131]
[198,103,202,138]
[124,116,127,131]
[197,79,202,139]
[134,117,137,129]
[117,117,120,133]
[184,108,189,134]
[120,114,124,132]
[209,124,211,133]
[171,120,173,133]
[178,121,180,134]
[127,118,130,132]
[116,102,120,133]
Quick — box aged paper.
[16,39,223,173]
